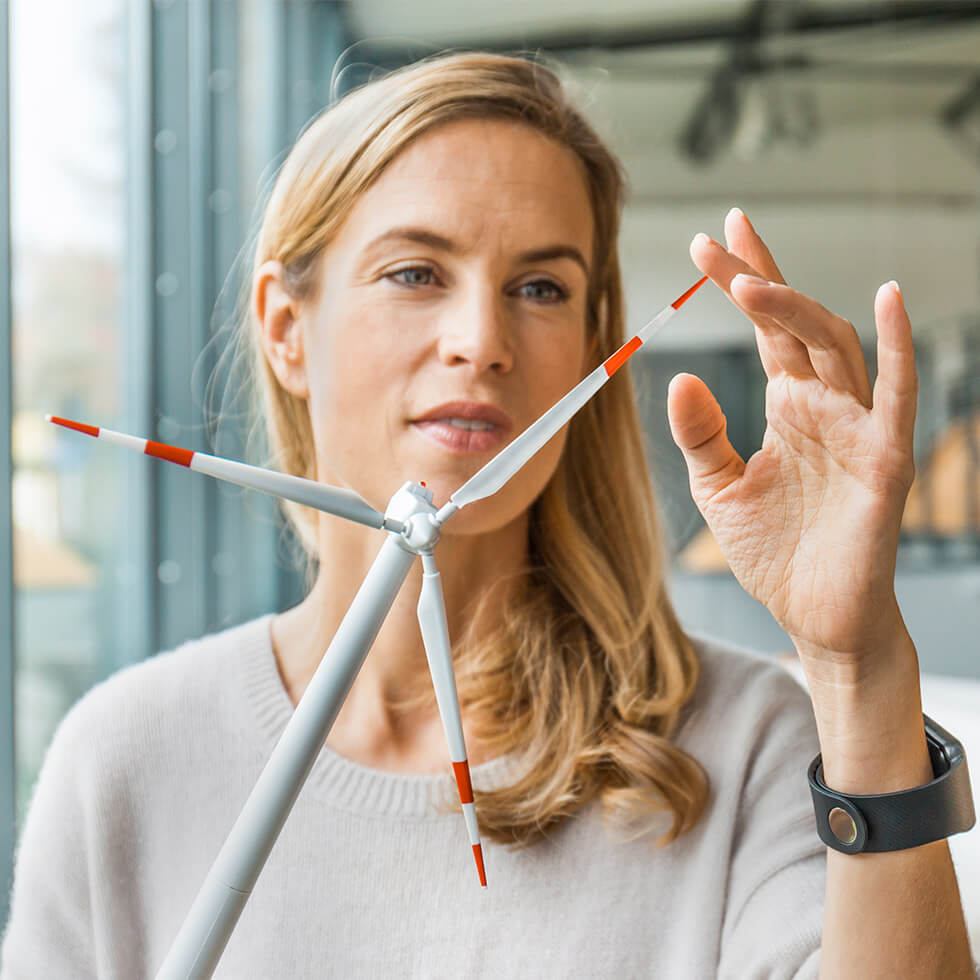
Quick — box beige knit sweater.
[2,613,839,978]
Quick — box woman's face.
[284,118,595,534]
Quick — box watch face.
[924,714,964,771]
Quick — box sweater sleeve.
[1,697,99,978]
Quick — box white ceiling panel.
[347,0,745,47]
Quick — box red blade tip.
[47,415,99,438]
[671,275,709,310]
[472,843,487,888]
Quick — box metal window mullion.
[259,0,287,163]
[251,0,307,616]
[209,0,251,630]
[188,0,217,634]
[119,0,156,669]
[209,0,356,626]
[265,0,355,614]
[313,1,352,105]
[273,0,318,613]
[207,0,292,627]
[152,0,211,652]
[284,0,315,142]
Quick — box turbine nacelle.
[385,482,442,554]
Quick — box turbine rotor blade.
[45,415,389,531]
[435,276,707,524]
[416,553,487,887]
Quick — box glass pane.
[10,0,128,830]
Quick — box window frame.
[2,0,352,931]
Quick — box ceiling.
[340,1,980,346]
[345,0,747,46]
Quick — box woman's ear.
[254,260,309,399]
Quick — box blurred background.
[1,0,979,932]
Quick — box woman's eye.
[385,267,566,303]
[388,266,434,287]
[519,279,567,303]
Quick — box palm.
[670,210,917,660]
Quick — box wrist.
[817,716,933,796]
[792,626,932,794]
[788,601,909,685]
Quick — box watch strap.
[808,715,976,854]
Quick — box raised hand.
[668,208,917,667]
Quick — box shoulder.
[677,630,819,795]
[684,629,813,719]
[29,613,276,837]
[50,614,275,768]
[676,633,827,966]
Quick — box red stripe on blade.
[452,760,474,805]
[603,336,642,377]
[472,843,487,888]
[671,275,709,310]
[49,416,99,438]
[144,440,195,467]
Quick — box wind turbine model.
[46,275,707,979]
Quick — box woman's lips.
[410,420,510,454]
[410,401,514,454]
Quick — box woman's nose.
[436,286,514,374]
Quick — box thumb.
[667,373,745,503]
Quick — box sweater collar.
[235,613,518,819]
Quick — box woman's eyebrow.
[362,226,590,278]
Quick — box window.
[10,0,129,835]
[3,0,343,926]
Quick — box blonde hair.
[241,51,709,848]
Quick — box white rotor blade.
[416,553,486,887]
[45,415,390,531]
[435,276,707,524]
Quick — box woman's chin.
[438,504,522,538]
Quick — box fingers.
[724,207,786,285]
[667,373,745,505]
[691,228,816,382]
[872,281,918,451]
[692,209,874,409]
[730,274,874,408]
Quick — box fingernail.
[692,232,713,249]
[727,206,744,223]
[876,280,902,304]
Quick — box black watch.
[808,714,976,854]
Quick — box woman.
[2,52,976,978]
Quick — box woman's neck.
[270,509,530,772]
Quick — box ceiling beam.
[356,1,980,62]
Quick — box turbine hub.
[385,482,440,553]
